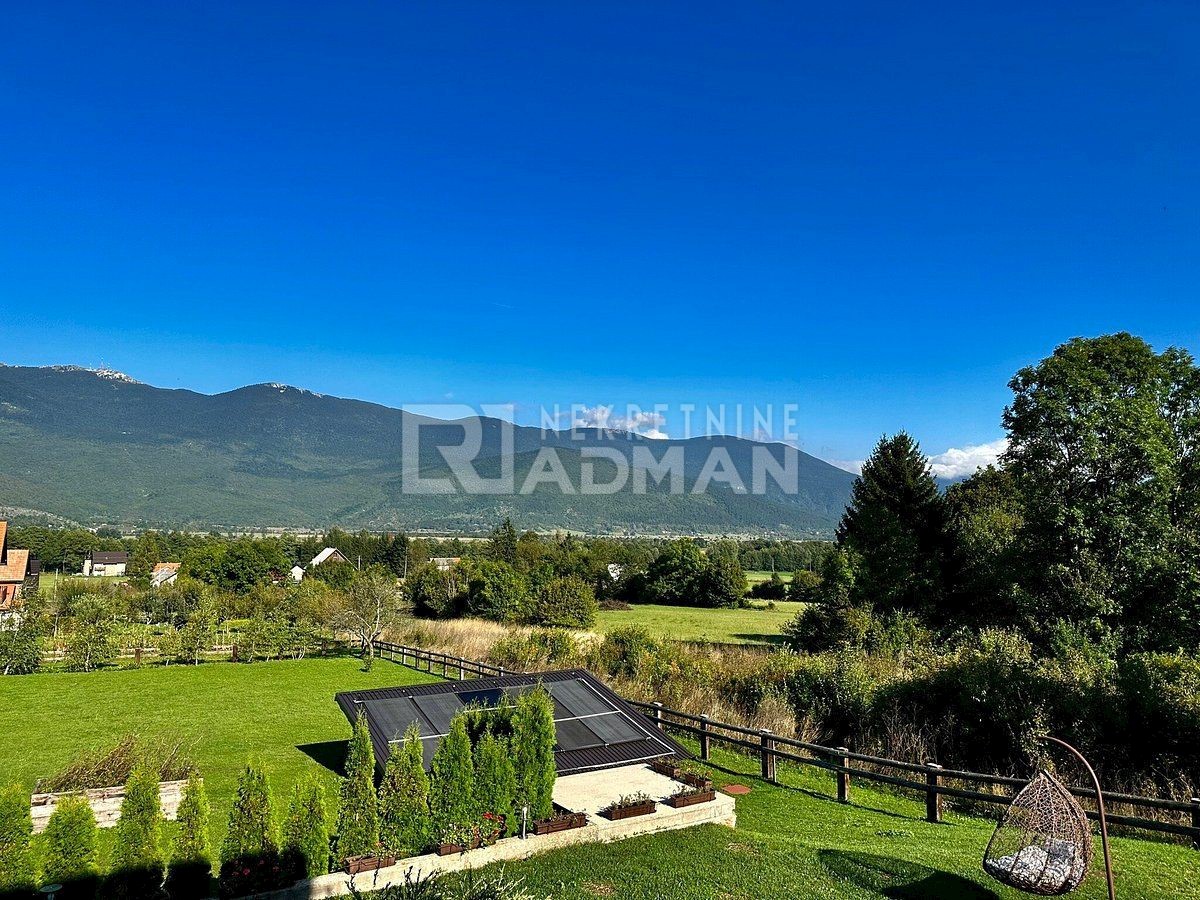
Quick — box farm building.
[150,561,181,588]
[83,550,128,577]
[0,521,33,611]
[430,556,461,572]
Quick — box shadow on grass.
[298,739,349,775]
[819,850,999,899]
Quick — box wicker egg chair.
[982,736,1115,899]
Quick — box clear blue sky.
[2,2,1196,472]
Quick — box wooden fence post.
[760,729,776,783]
[836,747,850,804]
[498,666,505,677]
[699,714,711,761]
[926,764,943,823]
[1191,797,1200,850]
[458,660,465,680]
[442,657,448,678]
[652,702,664,731]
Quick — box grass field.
[746,568,793,586]
[0,655,437,854]
[453,738,1200,900]
[595,601,802,644]
[35,571,129,593]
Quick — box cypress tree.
[473,731,516,836]
[282,776,329,879]
[335,711,379,860]
[378,724,431,856]
[0,782,35,896]
[43,794,98,895]
[512,687,556,822]
[220,761,276,865]
[165,774,211,900]
[428,715,475,837]
[836,432,947,620]
[106,766,165,899]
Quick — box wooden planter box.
[650,758,683,779]
[602,800,655,821]
[666,789,716,809]
[436,839,482,856]
[30,779,191,834]
[680,773,713,791]
[532,811,588,835]
[344,853,396,874]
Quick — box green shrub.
[532,576,597,628]
[335,712,379,860]
[596,627,661,678]
[0,783,34,895]
[511,687,555,822]
[472,732,516,836]
[106,766,165,899]
[1117,651,1200,774]
[785,651,882,746]
[43,794,98,896]
[787,569,823,603]
[490,630,580,672]
[466,561,532,623]
[378,725,431,856]
[780,600,872,653]
[748,573,788,601]
[429,716,475,838]
[282,776,329,879]
[165,774,211,900]
[220,762,276,864]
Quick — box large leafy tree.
[1003,333,1200,649]
[836,433,948,621]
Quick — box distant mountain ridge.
[0,365,856,535]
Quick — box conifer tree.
[166,773,211,900]
[43,794,98,893]
[220,761,276,865]
[428,715,475,836]
[282,776,329,879]
[511,687,556,821]
[335,711,379,859]
[107,766,165,899]
[0,782,35,895]
[378,724,431,856]
[473,731,517,835]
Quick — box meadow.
[594,600,803,645]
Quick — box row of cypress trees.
[0,769,210,900]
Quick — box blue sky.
[2,2,1196,473]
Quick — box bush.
[511,688,556,822]
[220,762,276,865]
[532,577,597,628]
[490,629,580,671]
[472,732,516,836]
[1117,651,1200,776]
[106,766,165,899]
[748,573,788,601]
[785,651,882,746]
[165,774,211,900]
[429,716,475,838]
[43,794,98,896]
[787,570,822,603]
[282,776,329,879]
[378,725,431,857]
[335,712,379,860]
[596,627,662,678]
[781,601,872,653]
[0,783,34,895]
[466,561,531,623]
[36,735,195,794]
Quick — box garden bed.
[533,808,588,835]
[666,788,717,809]
[601,796,656,821]
[344,853,397,874]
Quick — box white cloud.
[571,405,669,439]
[928,438,1008,480]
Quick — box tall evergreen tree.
[43,794,98,895]
[378,724,432,856]
[490,519,519,566]
[511,687,556,822]
[836,432,947,620]
[282,776,329,879]
[473,732,517,836]
[106,766,165,899]
[220,762,276,865]
[428,715,475,836]
[335,712,379,859]
[0,782,35,895]
[166,773,211,900]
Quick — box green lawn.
[0,656,437,850]
[453,738,1200,900]
[595,601,802,645]
[746,568,790,586]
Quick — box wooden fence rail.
[371,640,1200,847]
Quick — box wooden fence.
[371,640,1200,847]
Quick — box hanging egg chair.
[983,771,1092,894]
[982,736,1115,899]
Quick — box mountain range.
[0,365,856,535]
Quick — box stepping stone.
[722,784,752,796]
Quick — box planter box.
[532,811,588,835]
[666,789,716,809]
[602,800,656,821]
[650,758,683,779]
[436,840,481,856]
[344,854,396,874]
[30,779,191,834]
[680,773,713,791]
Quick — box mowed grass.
[595,601,803,645]
[456,738,1200,900]
[0,656,437,849]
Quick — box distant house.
[310,547,350,568]
[290,565,306,583]
[150,561,181,588]
[0,521,32,612]
[430,556,461,572]
[83,550,128,577]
